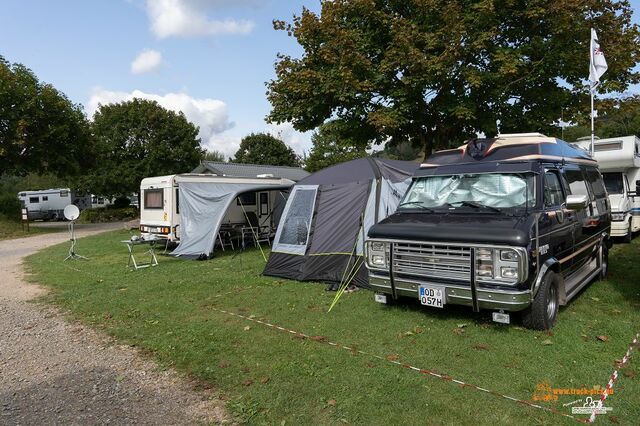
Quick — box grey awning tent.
[263,158,418,287]
[171,182,291,258]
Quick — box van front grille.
[392,242,471,282]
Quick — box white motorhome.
[575,135,640,240]
[17,188,91,220]
[139,174,293,242]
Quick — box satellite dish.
[63,204,80,221]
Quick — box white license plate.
[419,285,445,308]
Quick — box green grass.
[25,231,640,425]
[0,217,59,240]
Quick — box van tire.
[624,220,633,244]
[522,271,560,330]
[599,244,609,280]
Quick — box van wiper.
[456,201,502,213]
[398,201,435,212]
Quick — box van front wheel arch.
[522,271,560,330]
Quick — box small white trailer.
[575,135,640,240]
[139,174,294,243]
[17,188,91,220]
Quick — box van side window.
[564,169,590,197]
[543,171,564,207]
[586,169,606,199]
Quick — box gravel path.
[0,224,229,425]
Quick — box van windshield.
[399,173,536,211]
[602,172,624,195]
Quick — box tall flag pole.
[589,28,608,156]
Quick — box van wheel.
[624,220,633,244]
[599,245,609,280]
[522,271,560,330]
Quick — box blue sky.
[1,0,639,157]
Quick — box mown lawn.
[25,231,639,425]
[0,217,59,240]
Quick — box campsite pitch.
[25,231,640,425]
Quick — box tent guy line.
[208,304,581,423]
[588,332,639,424]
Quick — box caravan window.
[144,189,163,209]
[60,190,69,197]
[602,173,624,195]
[42,196,48,201]
[29,197,39,203]
[237,192,256,206]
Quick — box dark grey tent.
[263,158,418,286]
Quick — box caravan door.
[258,192,270,220]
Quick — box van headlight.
[475,247,526,285]
[611,212,626,221]
[366,241,389,269]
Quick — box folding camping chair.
[241,211,271,247]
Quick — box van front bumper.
[369,274,531,312]
[610,219,630,237]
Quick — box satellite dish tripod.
[63,204,88,261]
[65,220,88,261]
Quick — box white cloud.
[266,122,313,155]
[146,0,255,38]
[87,88,237,155]
[130,49,163,74]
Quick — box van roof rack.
[497,132,547,138]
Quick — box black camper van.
[365,133,611,330]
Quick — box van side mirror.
[565,194,589,210]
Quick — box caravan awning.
[171,182,291,257]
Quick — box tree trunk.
[421,131,434,160]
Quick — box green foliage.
[77,206,138,224]
[380,139,422,161]
[87,99,204,196]
[557,95,640,142]
[267,1,640,156]
[113,197,131,209]
[0,56,93,176]
[305,121,367,172]
[233,132,299,166]
[202,150,226,162]
[0,191,21,219]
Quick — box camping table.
[219,223,244,249]
[122,238,160,270]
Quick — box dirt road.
[0,224,228,425]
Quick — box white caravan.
[18,188,90,220]
[139,174,293,242]
[575,135,640,240]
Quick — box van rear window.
[144,189,163,209]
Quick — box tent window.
[176,188,180,214]
[273,186,317,254]
[144,189,163,209]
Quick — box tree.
[202,149,226,162]
[233,132,299,166]
[0,56,92,176]
[88,99,203,196]
[267,1,640,157]
[559,95,640,141]
[305,120,367,172]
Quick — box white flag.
[589,28,608,88]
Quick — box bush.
[77,206,138,223]
[0,192,21,221]
[113,196,131,208]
